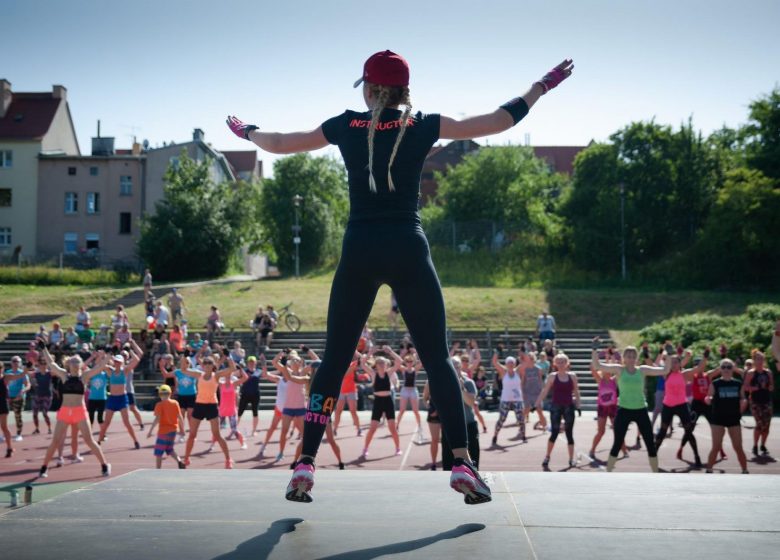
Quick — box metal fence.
[423,219,534,252]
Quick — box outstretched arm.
[227,116,329,154]
[440,59,573,140]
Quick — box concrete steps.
[2,328,612,411]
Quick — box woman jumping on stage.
[227,50,573,503]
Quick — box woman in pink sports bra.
[588,366,628,461]
[654,350,708,469]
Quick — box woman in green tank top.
[591,337,670,472]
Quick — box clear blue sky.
[4,0,779,173]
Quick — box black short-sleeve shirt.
[322,109,440,223]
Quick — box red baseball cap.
[353,50,410,88]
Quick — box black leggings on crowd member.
[610,407,657,458]
[549,404,575,444]
[656,404,700,458]
[442,421,480,470]
[302,222,467,457]
[238,394,260,418]
[87,400,106,426]
[10,398,24,435]
[681,400,709,450]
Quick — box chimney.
[0,79,11,119]
[52,84,67,100]
[193,128,204,142]
[132,142,142,156]
[91,136,115,156]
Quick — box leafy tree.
[432,146,567,242]
[258,154,349,272]
[138,152,261,280]
[563,120,722,272]
[743,87,780,181]
[692,167,780,287]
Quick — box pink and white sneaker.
[450,458,492,505]
[286,458,315,503]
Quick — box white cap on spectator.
[113,355,125,363]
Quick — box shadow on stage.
[211,519,485,559]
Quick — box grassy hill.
[2,274,778,348]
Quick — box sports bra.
[374,372,391,392]
[110,367,126,386]
[62,376,85,395]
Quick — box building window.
[0,188,10,207]
[119,212,132,235]
[0,150,12,168]
[63,232,77,254]
[87,192,100,214]
[169,156,180,170]
[0,227,10,247]
[68,167,76,176]
[64,192,78,214]
[90,166,99,176]
[120,175,132,196]
[85,233,100,252]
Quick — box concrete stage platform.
[1,470,778,559]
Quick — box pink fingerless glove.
[226,115,258,140]
[535,59,574,94]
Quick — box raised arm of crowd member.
[680,350,692,369]
[590,338,622,375]
[492,352,507,377]
[41,347,67,380]
[360,354,376,381]
[449,341,461,357]
[82,351,111,382]
[382,345,404,371]
[125,339,143,371]
[590,364,605,384]
[159,357,175,382]
[639,353,671,377]
[680,349,708,381]
[299,344,320,362]
[231,366,248,386]
[772,320,780,364]
[178,356,203,379]
[274,351,309,384]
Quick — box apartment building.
[0,79,79,259]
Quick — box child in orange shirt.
[147,385,186,469]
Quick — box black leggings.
[442,421,480,470]
[302,222,467,457]
[656,403,699,458]
[681,400,709,450]
[238,394,260,418]
[87,399,105,425]
[549,404,575,444]
[610,407,657,458]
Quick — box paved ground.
[1,469,778,559]
[2,409,778,496]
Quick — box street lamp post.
[619,182,626,281]
[292,194,303,278]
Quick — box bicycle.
[277,302,302,332]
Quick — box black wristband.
[244,125,258,140]
[499,97,530,125]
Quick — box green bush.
[638,304,780,402]
[0,266,139,286]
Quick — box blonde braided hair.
[366,84,413,192]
